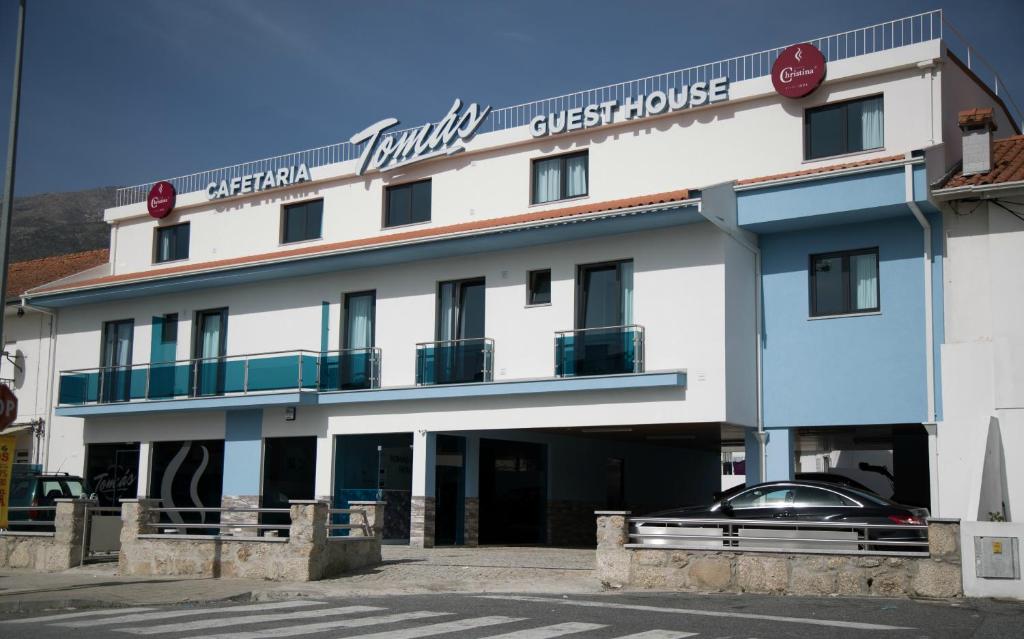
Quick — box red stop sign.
[0,384,17,432]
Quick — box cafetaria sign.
[207,163,311,200]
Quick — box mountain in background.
[1,186,115,262]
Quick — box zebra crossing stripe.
[53,600,324,628]
[117,605,387,635]
[479,596,912,631]
[333,615,528,639]
[477,621,607,638]
[609,631,699,639]
[1,608,157,624]
[182,610,452,639]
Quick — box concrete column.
[349,500,386,540]
[222,409,263,534]
[314,434,334,502]
[764,428,795,481]
[410,430,436,548]
[743,429,762,485]
[924,422,940,516]
[463,434,479,546]
[136,442,152,497]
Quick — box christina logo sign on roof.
[350,99,491,176]
[772,43,826,98]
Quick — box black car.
[634,480,928,551]
[713,472,878,502]
[6,471,88,532]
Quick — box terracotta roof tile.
[736,154,905,186]
[30,190,691,296]
[941,135,1024,190]
[958,108,996,129]
[7,249,109,301]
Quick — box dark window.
[281,199,323,244]
[532,151,588,204]
[810,248,879,317]
[805,95,884,160]
[385,180,431,227]
[343,291,376,349]
[161,313,178,343]
[793,486,857,507]
[527,269,551,305]
[728,486,795,509]
[437,278,485,341]
[576,260,633,329]
[154,223,189,263]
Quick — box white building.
[19,11,1022,548]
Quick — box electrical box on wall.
[974,536,1021,579]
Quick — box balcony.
[554,325,645,377]
[57,348,381,406]
[415,338,494,385]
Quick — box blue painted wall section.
[765,428,795,481]
[223,409,263,496]
[759,214,939,427]
[743,429,762,484]
[321,301,330,354]
[150,315,176,363]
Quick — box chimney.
[958,108,998,176]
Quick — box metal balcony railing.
[57,348,381,406]
[415,337,494,385]
[555,325,645,377]
[113,10,995,208]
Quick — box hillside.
[1,186,114,262]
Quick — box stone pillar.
[222,409,263,535]
[410,430,436,548]
[595,511,631,588]
[349,501,386,539]
[463,435,479,546]
[911,518,963,598]
[51,498,94,570]
[287,499,329,581]
[765,428,795,481]
[118,498,159,575]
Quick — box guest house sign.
[530,77,730,138]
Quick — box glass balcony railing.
[554,325,645,377]
[318,348,381,391]
[57,348,381,406]
[415,338,494,385]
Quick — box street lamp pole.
[0,0,27,345]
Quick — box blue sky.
[0,0,1022,196]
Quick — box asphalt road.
[1,591,1021,639]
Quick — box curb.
[0,590,257,616]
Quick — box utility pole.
[0,0,26,345]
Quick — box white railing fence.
[629,516,930,557]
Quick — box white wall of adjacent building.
[938,195,1024,522]
[1,307,55,465]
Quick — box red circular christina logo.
[147,181,176,219]
[772,43,826,98]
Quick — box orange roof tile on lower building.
[940,135,1024,189]
[29,189,692,296]
[737,154,906,186]
[7,249,109,301]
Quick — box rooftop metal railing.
[629,516,930,557]
[115,9,980,207]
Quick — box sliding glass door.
[571,261,636,375]
[341,291,376,389]
[434,278,486,383]
[100,319,134,402]
[192,308,227,396]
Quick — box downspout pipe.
[904,160,937,424]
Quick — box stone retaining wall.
[595,512,963,598]
[0,499,91,571]
[119,499,381,581]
